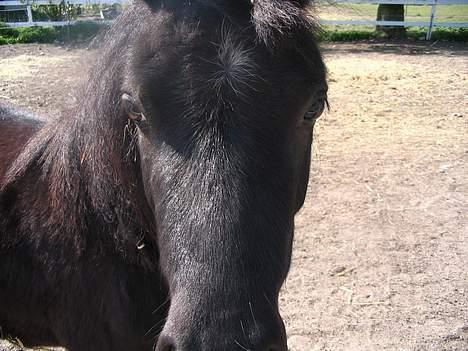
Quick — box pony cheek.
[137,133,158,212]
[293,127,314,213]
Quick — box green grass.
[0,21,107,45]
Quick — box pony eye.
[304,110,318,121]
[304,99,325,121]
[122,93,146,122]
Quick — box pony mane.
[1,10,156,264]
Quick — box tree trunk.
[376,4,407,39]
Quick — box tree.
[376,4,407,38]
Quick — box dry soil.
[0,41,467,351]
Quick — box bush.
[405,27,468,41]
[0,21,106,45]
[319,27,468,42]
[0,22,18,37]
[319,29,378,41]
[57,21,106,41]
[430,27,468,41]
[0,36,10,45]
[16,26,57,43]
[0,23,466,46]
[32,2,81,22]
[0,22,17,43]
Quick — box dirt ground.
[0,41,467,351]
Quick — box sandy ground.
[0,41,467,351]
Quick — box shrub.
[0,22,17,37]
[319,29,380,41]
[57,21,106,41]
[0,36,9,45]
[432,27,468,41]
[0,21,107,45]
[319,27,468,42]
[406,27,468,41]
[32,2,81,22]
[16,26,57,43]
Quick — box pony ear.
[142,0,203,10]
[253,0,311,7]
[139,0,164,10]
[289,0,312,7]
[138,0,173,11]
[252,0,314,46]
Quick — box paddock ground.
[0,41,467,351]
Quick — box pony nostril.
[265,345,287,351]
[156,334,177,351]
[252,337,287,351]
[265,345,288,351]
[260,336,288,351]
[158,343,175,351]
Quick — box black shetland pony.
[0,0,327,350]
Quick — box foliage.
[318,26,468,42]
[17,26,57,43]
[0,21,107,45]
[0,21,466,46]
[404,27,468,41]
[0,22,17,37]
[423,27,468,41]
[32,2,81,22]
[0,22,18,44]
[319,29,379,41]
[59,21,105,41]
[0,1,81,23]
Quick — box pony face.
[118,1,327,350]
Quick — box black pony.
[0,0,327,350]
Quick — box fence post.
[426,0,438,40]
[26,1,33,24]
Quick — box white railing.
[320,0,468,39]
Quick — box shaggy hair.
[0,1,325,349]
[252,0,317,45]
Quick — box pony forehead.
[141,0,315,48]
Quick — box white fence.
[1,0,467,40]
[321,0,468,39]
